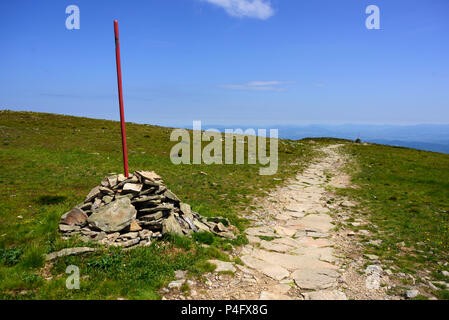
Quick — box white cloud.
[218,81,291,91]
[202,0,275,20]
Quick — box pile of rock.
[59,171,235,248]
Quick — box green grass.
[339,142,449,298]
[258,236,275,241]
[0,246,23,266]
[192,232,215,245]
[0,110,314,299]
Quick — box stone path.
[237,144,347,299]
[163,143,396,300]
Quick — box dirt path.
[163,143,397,300]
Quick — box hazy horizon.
[3,108,449,154]
[3,107,449,128]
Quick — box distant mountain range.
[202,124,449,154]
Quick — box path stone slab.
[294,230,330,238]
[283,211,307,218]
[272,284,291,294]
[251,249,337,271]
[260,240,293,253]
[292,269,340,290]
[294,237,331,248]
[291,247,335,263]
[303,290,347,300]
[274,226,296,237]
[274,213,291,221]
[272,237,303,249]
[286,214,333,233]
[247,235,262,245]
[259,291,292,300]
[241,255,289,281]
[245,226,280,238]
[208,260,236,273]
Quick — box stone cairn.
[59,171,235,248]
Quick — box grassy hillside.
[2,110,448,300]
[0,110,314,299]
[340,143,449,299]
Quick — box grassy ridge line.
[0,110,315,299]
[339,142,449,299]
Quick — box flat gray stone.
[140,211,165,221]
[365,265,383,275]
[245,226,280,238]
[59,224,80,232]
[131,195,161,203]
[247,235,262,245]
[286,214,333,233]
[303,290,347,300]
[208,260,236,273]
[241,255,289,281]
[103,195,113,204]
[180,202,192,216]
[260,240,293,253]
[293,237,331,248]
[168,279,185,289]
[87,197,137,232]
[291,247,335,263]
[213,222,227,233]
[46,247,97,261]
[406,289,419,299]
[272,284,291,294]
[292,269,340,290]
[139,204,173,213]
[274,226,296,237]
[250,248,336,271]
[287,212,308,218]
[365,274,381,290]
[119,232,139,239]
[109,238,140,248]
[193,220,210,232]
[162,214,183,236]
[122,183,143,193]
[85,186,101,202]
[272,237,303,248]
[259,291,292,300]
[107,175,118,188]
[135,171,162,182]
[274,213,292,221]
[294,230,329,238]
[164,190,180,202]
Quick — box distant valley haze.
[192,123,449,155]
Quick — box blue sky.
[1,0,449,126]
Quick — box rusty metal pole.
[113,20,129,177]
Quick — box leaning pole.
[114,20,129,178]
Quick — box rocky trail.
[163,144,398,300]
